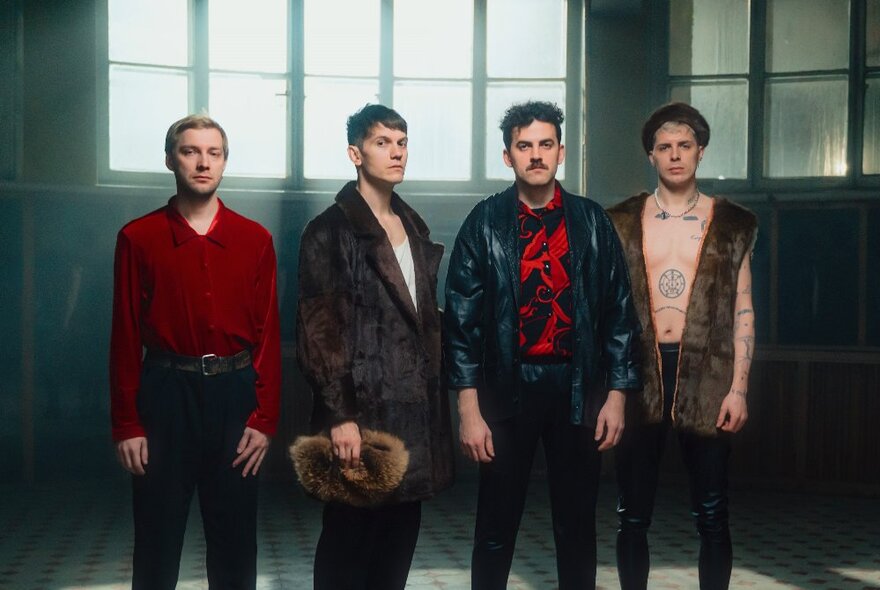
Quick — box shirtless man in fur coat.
[607,102,757,590]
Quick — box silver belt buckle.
[201,354,219,376]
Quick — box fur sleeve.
[296,212,359,424]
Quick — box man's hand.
[330,421,361,469]
[595,389,626,451]
[458,388,494,463]
[116,436,148,475]
[716,390,748,433]
[232,427,271,477]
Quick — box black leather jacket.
[444,184,642,426]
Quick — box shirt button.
[205,292,212,298]
[542,242,548,250]
[208,324,215,331]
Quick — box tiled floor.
[0,476,878,589]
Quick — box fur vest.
[607,193,757,435]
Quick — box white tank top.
[393,237,417,312]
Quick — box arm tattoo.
[732,389,747,399]
[683,215,699,221]
[738,283,752,295]
[735,335,755,360]
[659,269,686,298]
[734,308,754,331]
[654,305,686,314]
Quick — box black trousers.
[615,343,732,590]
[313,500,422,590]
[131,364,259,590]
[472,362,602,590]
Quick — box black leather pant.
[472,362,602,590]
[615,343,732,590]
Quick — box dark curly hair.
[499,101,564,151]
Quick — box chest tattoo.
[659,269,686,298]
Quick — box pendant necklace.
[654,188,700,220]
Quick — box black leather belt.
[145,349,251,376]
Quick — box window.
[101,0,583,189]
[665,0,877,185]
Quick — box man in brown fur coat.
[607,102,757,590]
[296,104,454,590]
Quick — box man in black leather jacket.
[445,101,642,590]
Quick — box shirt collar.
[167,197,228,247]
[518,182,563,217]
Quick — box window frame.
[96,0,586,196]
[657,0,879,194]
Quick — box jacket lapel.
[335,182,421,329]
[490,184,521,309]
[399,205,445,345]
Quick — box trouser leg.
[542,382,602,590]
[679,430,732,590]
[314,501,421,590]
[131,367,200,590]
[614,421,668,590]
[199,366,259,590]
[615,342,677,590]
[314,503,372,590]
[471,399,542,589]
[365,501,422,590]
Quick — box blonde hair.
[164,114,229,159]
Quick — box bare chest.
[642,198,713,340]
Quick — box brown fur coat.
[607,193,757,435]
[296,182,454,503]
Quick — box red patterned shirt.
[518,184,573,359]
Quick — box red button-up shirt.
[110,198,281,442]
[518,184,573,359]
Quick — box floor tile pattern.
[0,477,877,589]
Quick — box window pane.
[305,0,379,76]
[394,0,473,79]
[303,77,380,179]
[869,0,880,67]
[864,77,880,174]
[670,81,749,179]
[778,209,859,345]
[108,0,187,66]
[210,74,288,177]
[765,77,848,177]
[487,0,566,78]
[766,0,850,72]
[109,66,188,172]
[209,0,287,73]
[669,0,749,75]
[393,81,472,180]
[485,82,566,180]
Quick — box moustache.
[527,163,548,171]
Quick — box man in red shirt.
[110,114,281,590]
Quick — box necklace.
[653,188,700,220]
